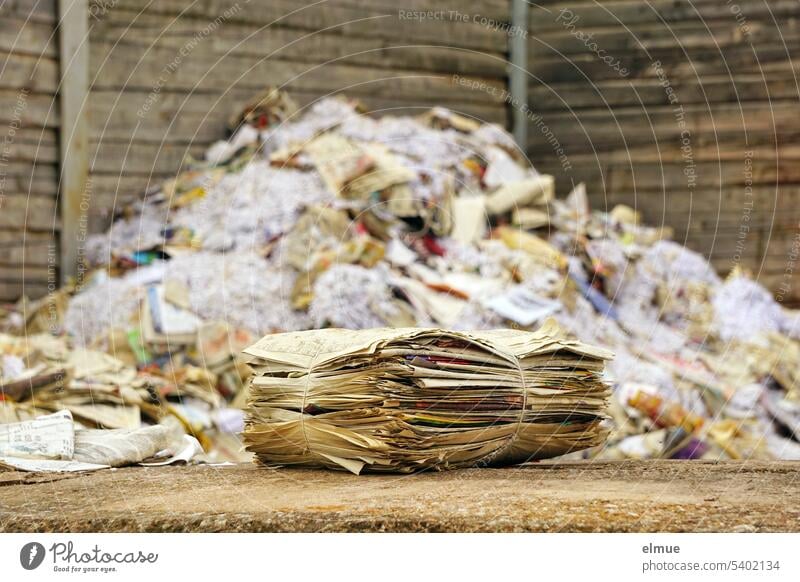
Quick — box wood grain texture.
[526,0,800,300]
[0,5,59,300]
[85,0,512,234]
[1,462,800,532]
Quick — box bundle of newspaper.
[243,320,612,473]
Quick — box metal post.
[58,0,90,285]
[509,0,529,150]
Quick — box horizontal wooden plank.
[532,142,800,167]
[599,184,800,214]
[0,162,58,195]
[529,74,800,111]
[0,194,59,231]
[529,0,800,32]
[88,139,207,174]
[533,158,800,196]
[761,244,800,269]
[531,138,798,165]
[0,230,57,266]
[88,172,171,196]
[290,92,508,125]
[89,88,507,143]
[0,264,51,281]
[753,263,800,278]
[633,219,796,243]
[614,209,798,231]
[89,40,507,106]
[0,50,58,92]
[615,161,800,191]
[683,235,761,263]
[89,89,243,143]
[0,127,59,163]
[0,0,57,24]
[0,16,56,57]
[102,0,509,52]
[530,18,800,57]
[333,0,510,22]
[528,101,799,154]
[530,44,800,84]
[0,89,59,128]
[92,10,508,78]
[0,280,52,301]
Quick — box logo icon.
[20,542,46,570]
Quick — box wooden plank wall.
[0,0,60,301]
[7,1,800,304]
[86,0,512,230]
[527,0,800,302]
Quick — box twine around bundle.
[294,336,529,469]
[474,352,528,467]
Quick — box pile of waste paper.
[0,311,244,469]
[244,323,612,473]
[2,88,800,466]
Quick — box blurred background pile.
[2,1,800,466]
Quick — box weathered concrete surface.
[1,461,799,532]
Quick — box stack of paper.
[243,320,612,474]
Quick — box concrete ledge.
[1,461,799,532]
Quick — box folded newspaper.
[0,410,202,472]
[243,320,612,473]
